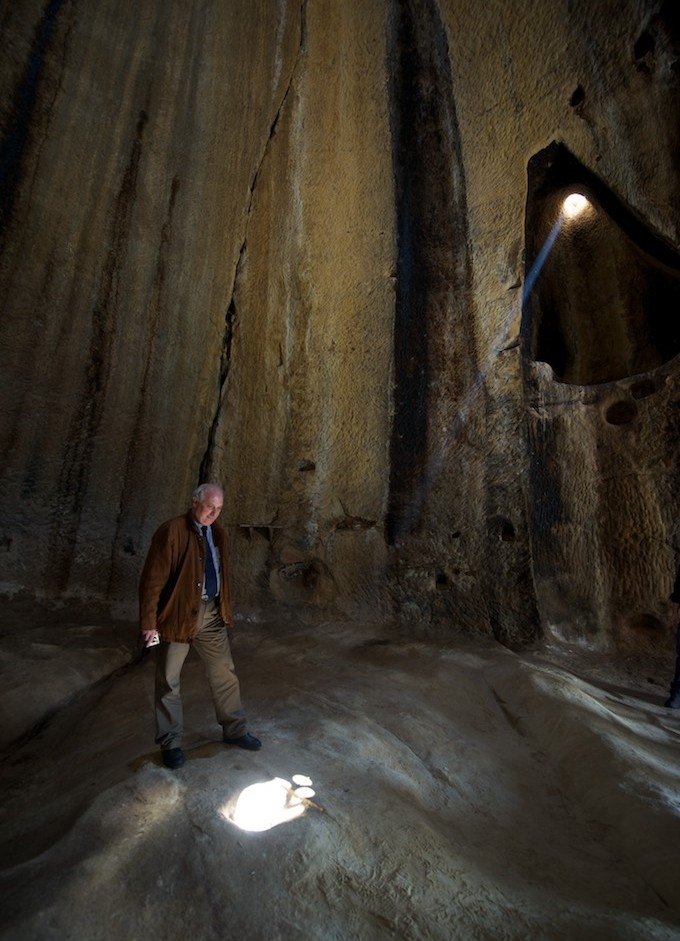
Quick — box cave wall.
[1,0,679,653]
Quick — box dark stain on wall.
[109,172,181,590]
[385,0,472,545]
[524,412,563,557]
[0,0,65,245]
[47,109,149,591]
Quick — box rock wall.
[1,0,679,653]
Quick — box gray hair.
[192,482,224,502]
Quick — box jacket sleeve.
[139,523,175,634]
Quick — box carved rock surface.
[0,613,678,940]
[1,0,679,653]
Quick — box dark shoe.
[223,732,261,751]
[162,747,185,769]
[665,695,680,709]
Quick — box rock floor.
[1,604,679,940]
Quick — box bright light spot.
[562,192,589,218]
[223,775,316,833]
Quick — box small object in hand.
[146,631,160,648]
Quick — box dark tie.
[202,526,218,599]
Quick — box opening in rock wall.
[521,143,680,385]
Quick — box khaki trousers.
[154,599,246,750]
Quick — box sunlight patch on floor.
[223,775,317,832]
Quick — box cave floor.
[0,603,679,941]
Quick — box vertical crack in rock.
[385,0,472,544]
[198,289,237,486]
[0,0,65,247]
[198,0,307,483]
[48,109,149,591]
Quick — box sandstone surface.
[0,607,678,940]
[1,0,679,654]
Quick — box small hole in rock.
[630,379,656,399]
[633,31,654,61]
[569,85,585,108]
[501,522,516,542]
[436,572,451,590]
[605,400,637,425]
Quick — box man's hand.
[142,630,160,648]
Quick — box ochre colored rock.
[1,1,679,656]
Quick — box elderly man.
[140,482,261,768]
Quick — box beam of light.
[523,193,592,305]
[521,214,565,306]
[394,193,593,542]
[222,775,317,833]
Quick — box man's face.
[192,489,224,526]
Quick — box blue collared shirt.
[195,521,221,599]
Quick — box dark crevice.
[0,0,65,247]
[198,297,237,485]
[198,0,307,484]
[385,0,470,544]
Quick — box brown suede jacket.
[139,510,233,642]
